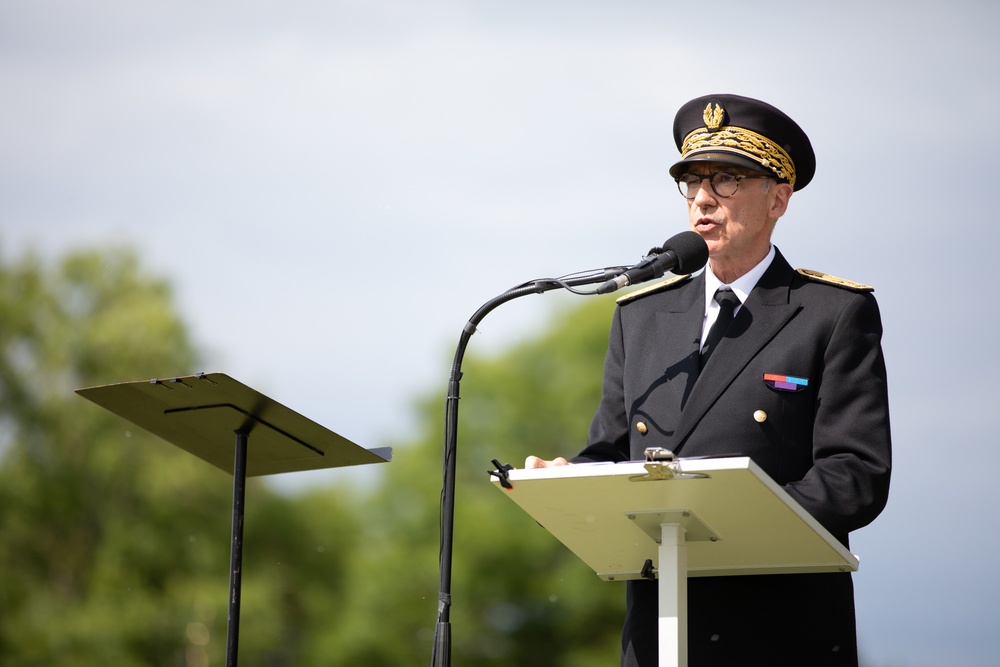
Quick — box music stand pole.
[226,429,249,667]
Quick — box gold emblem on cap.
[703,102,725,130]
[753,410,767,423]
[636,421,648,435]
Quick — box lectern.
[76,372,392,667]
[490,455,858,667]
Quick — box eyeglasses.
[675,171,771,199]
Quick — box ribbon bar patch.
[764,373,809,392]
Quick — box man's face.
[682,162,792,274]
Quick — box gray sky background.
[3,1,998,665]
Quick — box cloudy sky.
[3,1,999,665]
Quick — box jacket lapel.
[654,273,705,412]
[669,250,802,452]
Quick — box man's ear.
[769,182,793,221]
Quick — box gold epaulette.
[796,268,874,292]
[616,274,693,304]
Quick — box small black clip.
[489,458,514,489]
[640,559,657,581]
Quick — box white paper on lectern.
[491,457,858,580]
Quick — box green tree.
[0,247,362,666]
[0,247,210,664]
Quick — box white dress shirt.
[700,244,776,352]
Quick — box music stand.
[77,372,392,666]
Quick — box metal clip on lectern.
[77,372,392,667]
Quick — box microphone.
[596,231,708,295]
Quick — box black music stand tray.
[77,372,392,666]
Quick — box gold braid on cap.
[680,126,797,188]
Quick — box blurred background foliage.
[0,243,624,665]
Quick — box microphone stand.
[430,267,628,667]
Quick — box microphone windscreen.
[662,231,708,274]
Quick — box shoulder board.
[796,268,874,292]
[616,274,693,304]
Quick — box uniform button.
[753,410,767,423]
[636,421,648,435]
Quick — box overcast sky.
[3,1,999,665]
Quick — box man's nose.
[691,177,716,204]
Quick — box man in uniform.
[525,94,892,666]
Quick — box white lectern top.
[491,457,857,580]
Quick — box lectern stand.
[77,373,392,667]
[490,456,858,667]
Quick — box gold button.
[753,410,767,423]
[636,421,648,435]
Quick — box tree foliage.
[0,244,626,665]
[0,247,359,665]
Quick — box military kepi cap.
[669,94,815,191]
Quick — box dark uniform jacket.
[573,248,892,667]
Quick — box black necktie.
[700,287,740,368]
